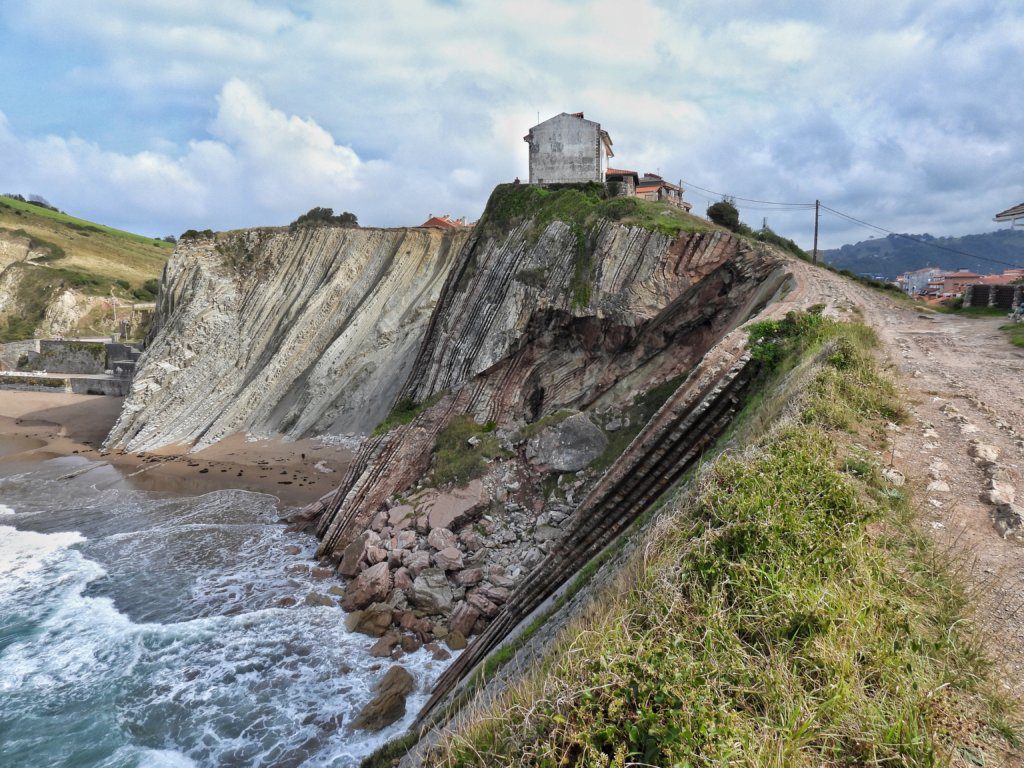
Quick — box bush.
[180,229,214,240]
[707,200,740,230]
[289,207,359,230]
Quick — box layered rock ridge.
[106,225,469,452]
[303,185,789,659]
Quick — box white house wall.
[527,114,603,184]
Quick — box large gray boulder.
[409,568,454,614]
[526,412,607,472]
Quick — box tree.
[289,207,359,230]
[707,199,740,231]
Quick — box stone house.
[523,112,614,184]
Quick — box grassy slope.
[0,197,171,341]
[0,196,171,285]
[431,312,1021,767]
[1001,322,1024,348]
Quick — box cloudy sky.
[0,0,1021,248]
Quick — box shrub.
[289,207,359,230]
[707,199,740,230]
[180,229,215,240]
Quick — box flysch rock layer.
[106,225,470,452]
[314,218,783,561]
[298,190,786,653]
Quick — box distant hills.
[822,229,1024,280]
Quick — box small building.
[419,214,470,229]
[633,173,692,212]
[994,202,1024,228]
[923,269,982,298]
[523,112,614,185]
[896,267,943,295]
[605,168,639,196]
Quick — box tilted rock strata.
[305,211,786,650]
[106,226,469,451]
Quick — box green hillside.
[822,229,1024,280]
[0,196,173,341]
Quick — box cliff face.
[301,187,789,662]
[106,225,469,452]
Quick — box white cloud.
[0,0,1022,247]
[0,80,365,234]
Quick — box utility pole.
[812,199,820,264]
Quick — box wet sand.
[0,391,353,508]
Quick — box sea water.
[0,456,450,767]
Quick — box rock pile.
[330,466,584,654]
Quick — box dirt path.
[791,260,1024,698]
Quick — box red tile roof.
[419,215,464,229]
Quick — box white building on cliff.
[523,112,614,184]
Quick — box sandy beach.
[0,390,354,508]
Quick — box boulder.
[409,568,454,614]
[341,562,391,611]
[388,549,405,569]
[454,567,484,587]
[984,480,1015,505]
[403,550,431,576]
[369,632,400,658]
[345,602,394,637]
[365,545,389,565]
[994,502,1023,540]
[526,413,607,472]
[393,529,418,551]
[467,590,499,617]
[445,630,468,650]
[433,547,464,571]
[449,601,480,636]
[427,527,458,551]
[970,443,1000,463]
[388,504,415,531]
[338,531,381,577]
[304,592,335,608]
[458,529,485,551]
[352,666,416,732]
[369,510,388,533]
[425,642,451,661]
[479,584,510,604]
[415,479,486,531]
[394,567,414,591]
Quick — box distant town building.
[419,214,470,229]
[896,267,944,295]
[994,202,1024,229]
[523,112,614,184]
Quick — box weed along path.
[794,259,1024,699]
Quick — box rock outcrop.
[298,185,788,653]
[106,226,470,451]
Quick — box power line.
[819,205,1024,270]
[678,178,814,207]
[677,178,1024,271]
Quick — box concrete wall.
[526,113,603,184]
[0,339,39,370]
[964,284,1023,310]
[36,340,107,374]
[69,376,130,396]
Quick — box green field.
[0,196,171,286]
[0,196,172,341]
